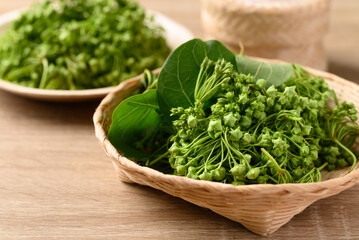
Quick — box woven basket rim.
[201,0,330,12]
[93,57,359,197]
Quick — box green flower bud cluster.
[167,59,359,185]
[0,0,170,90]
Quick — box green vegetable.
[108,39,359,185]
[157,39,237,118]
[0,0,170,89]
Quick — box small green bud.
[253,110,266,120]
[284,86,296,98]
[273,138,286,150]
[178,129,187,139]
[229,128,243,141]
[241,86,250,93]
[274,103,282,112]
[302,125,312,135]
[175,156,186,166]
[186,166,198,179]
[176,165,187,176]
[246,168,260,180]
[169,157,175,169]
[257,94,266,103]
[234,82,242,89]
[300,96,309,107]
[329,146,340,157]
[266,85,277,98]
[186,172,198,179]
[310,150,318,160]
[206,164,217,171]
[292,167,304,180]
[223,113,237,127]
[309,99,318,108]
[187,115,197,128]
[303,157,314,169]
[212,167,227,181]
[251,100,259,110]
[290,157,301,167]
[273,132,282,139]
[256,79,266,89]
[267,97,275,106]
[208,119,223,132]
[257,102,265,111]
[292,125,301,135]
[350,114,358,121]
[243,154,252,164]
[337,159,348,168]
[187,158,198,167]
[240,115,252,129]
[278,96,289,105]
[232,141,240,149]
[225,91,235,99]
[245,108,254,116]
[258,133,271,146]
[169,142,181,155]
[260,168,267,175]
[242,133,252,145]
[225,104,233,111]
[187,166,197,174]
[199,172,213,181]
[257,176,266,184]
[326,156,337,164]
[269,166,277,175]
[238,94,249,104]
[310,109,318,119]
[179,139,189,147]
[291,135,303,144]
[217,98,228,104]
[230,164,246,176]
[300,145,310,156]
[272,148,284,157]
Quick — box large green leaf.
[108,89,161,159]
[157,39,237,117]
[236,56,293,88]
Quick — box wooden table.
[0,0,358,239]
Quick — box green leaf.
[108,89,161,160]
[157,39,237,118]
[236,56,293,88]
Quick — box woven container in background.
[93,58,359,236]
[201,0,331,70]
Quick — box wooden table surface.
[0,0,358,239]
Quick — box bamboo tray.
[93,60,359,236]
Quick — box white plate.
[0,9,194,102]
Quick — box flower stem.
[261,148,284,175]
[334,139,357,172]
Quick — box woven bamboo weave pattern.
[201,0,330,70]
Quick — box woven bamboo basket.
[201,0,331,70]
[93,59,359,236]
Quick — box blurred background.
[1,0,358,82]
